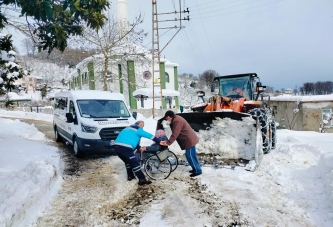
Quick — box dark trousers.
[186,146,202,174]
[115,146,145,180]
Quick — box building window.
[29,78,32,81]
[165,72,169,83]
[22,77,25,81]
[322,109,332,127]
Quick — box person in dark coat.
[160,110,202,177]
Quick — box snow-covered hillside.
[20,56,72,89]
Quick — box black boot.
[138,178,152,185]
[128,176,135,181]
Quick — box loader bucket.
[157,111,252,132]
[156,111,264,170]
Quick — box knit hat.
[164,110,175,118]
[155,130,166,138]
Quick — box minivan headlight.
[81,123,97,133]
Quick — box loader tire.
[248,108,271,154]
[270,121,277,149]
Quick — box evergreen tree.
[0,34,28,107]
[0,0,110,53]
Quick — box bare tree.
[314,81,324,95]
[199,69,219,87]
[303,82,315,95]
[278,101,301,130]
[21,38,36,57]
[178,73,199,107]
[33,47,99,68]
[71,9,147,91]
[321,81,333,94]
[265,86,274,94]
[300,81,333,95]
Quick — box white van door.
[54,96,70,142]
[67,99,78,139]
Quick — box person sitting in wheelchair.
[139,129,168,154]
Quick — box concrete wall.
[270,100,303,130]
[270,100,333,132]
[303,102,333,133]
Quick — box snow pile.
[7,119,47,140]
[0,109,53,122]
[0,118,62,227]
[196,117,257,160]
[138,115,260,161]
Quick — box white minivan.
[53,90,136,157]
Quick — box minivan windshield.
[77,100,131,118]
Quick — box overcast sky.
[125,0,333,91]
[8,0,333,91]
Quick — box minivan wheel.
[74,138,84,158]
[55,127,61,142]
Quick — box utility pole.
[151,0,189,118]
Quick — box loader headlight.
[81,123,97,133]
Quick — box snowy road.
[9,118,332,227]
[19,119,250,226]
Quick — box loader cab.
[213,73,263,101]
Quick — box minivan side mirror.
[66,113,74,123]
[132,111,137,120]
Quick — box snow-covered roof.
[133,88,180,98]
[269,94,333,102]
[55,90,126,102]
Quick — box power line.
[187,22,212,68]
[182,30,203,69]
[191,0,282,19]
[143,28,173,48]
[181,29,206,71]
[190,0,244,10]
[192,0,219,71]
[191,0,265,16]
[190,0,230,8]
[179,32,202,73]
[171,0,176,11]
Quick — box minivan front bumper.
[76,137,116,155]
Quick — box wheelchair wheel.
[167,150,179,172]
[144,155,172,180]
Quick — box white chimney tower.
[117,0,129,37]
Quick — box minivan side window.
[55,97,68,116]
[54,98,60,115]
[69,100,77,123]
